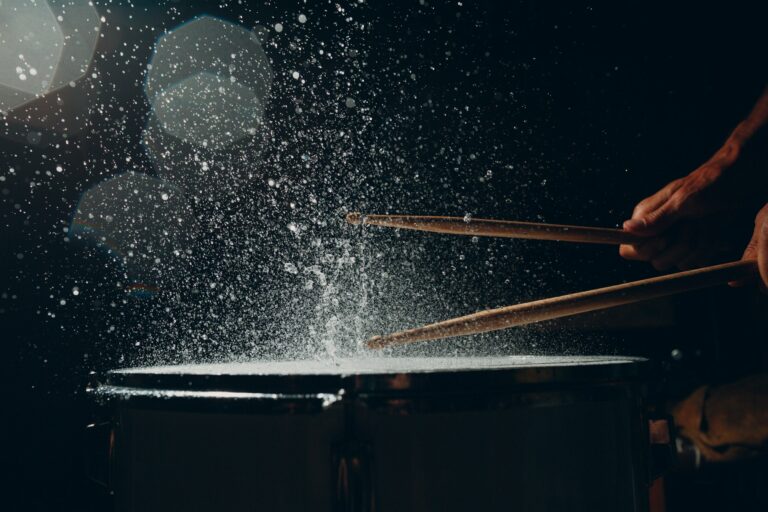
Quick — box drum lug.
[332,441,376,512]
[649,417,674,480]
[85,420,114,491]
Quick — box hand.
[620,220,733,271]
[737,203,768,289]
[624,141,740,235]
[619,141,743,270]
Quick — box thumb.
[624,200,681,236]
[730,216,767,288]
[757,217,768,291]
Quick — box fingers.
[619,237,668,261]
[624,181,684,236]
[757,216,768,291]
[731,206,768,289]
[742,227,759,261]
[624,197,683,236]
[728,238,756,288]
[742,214,768,291]
[649,230,696,271]
[619,225,701,271]
[632,183,678,220]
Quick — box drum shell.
[93,359,651,512]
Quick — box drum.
[90,355,652,512]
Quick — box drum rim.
[92,355,649,400]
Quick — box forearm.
[698,86,768,172]
[727,85,768,150]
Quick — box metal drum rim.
[92,355,649,401]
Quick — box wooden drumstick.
[346,212,644,245]
[366,260,758,349]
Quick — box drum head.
[93,355,648,403]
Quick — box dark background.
[2,1,767,510]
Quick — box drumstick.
[366,260,757,349]
[346,212,644,245]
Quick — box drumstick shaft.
[366,260,757,349]
[347,213,643,245]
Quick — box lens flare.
[145,16,272,149]
[70,173,196,298]
[0,0,100,113]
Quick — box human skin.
[619,86,768,289]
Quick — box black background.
[2,1,767,510]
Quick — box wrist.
[706,131,744,171]
[727,121,754,150]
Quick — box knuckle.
[755,204,768,224]
[667,192,686,211]
[633,200,653,216]
[644,208,662,224]
[668,178,685,190]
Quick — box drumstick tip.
[346,212,363,225]
[365,335,386,349]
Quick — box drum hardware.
[333,439,375,512]
[648,417,674,480]
[85,420,114,490]
[89,357,654,511]
[673,437,703,470]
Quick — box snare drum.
[90,355,651,512]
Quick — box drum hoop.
[91,356,649,404]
